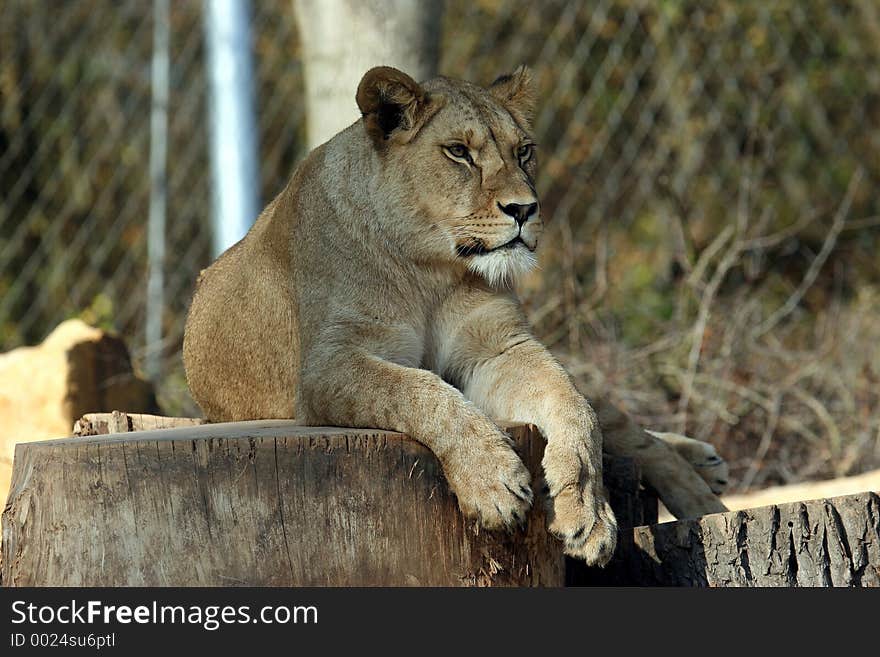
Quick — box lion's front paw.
[545,483,618,567]
[443,435,534,531]
[648,431,729,495]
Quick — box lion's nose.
[498,201,538,227]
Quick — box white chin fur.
[467,246,537,287]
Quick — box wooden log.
[576,492,880,586]
[720,469,880,513]
[1,420,651,587]
[72,411,206,436]
[72,412,656,533]
[657,468,880,523]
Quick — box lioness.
[184,66,727,566]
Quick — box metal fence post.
[204,0,260,259]
[146,0,170,381]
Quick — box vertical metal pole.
[204,0,260,258]
[146,0,170,382]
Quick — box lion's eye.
[516,143,534,164]
[445,144,473,163]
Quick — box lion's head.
[356,66,542,287]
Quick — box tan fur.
[184,67,726,566]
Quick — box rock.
[0,319,158,507]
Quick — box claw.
[504,482,531,503]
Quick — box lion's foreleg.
[297,349,533,530]
[458,337,617,566]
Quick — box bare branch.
[751,168,863,338]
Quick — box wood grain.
[582,492,880,586]
[3,421,652,586]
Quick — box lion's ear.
[356,66,430,145]
[489,65,536,123]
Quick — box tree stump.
[578,492,880,586]
[1,420,652,587]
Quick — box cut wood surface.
[580,492,880,586]
[2,420,651,587]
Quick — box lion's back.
[183,201,300,422]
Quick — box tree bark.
[2,420,650,587]
[577,492,880,586]
[293,0,444,149]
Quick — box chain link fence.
[2,1,879,489]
